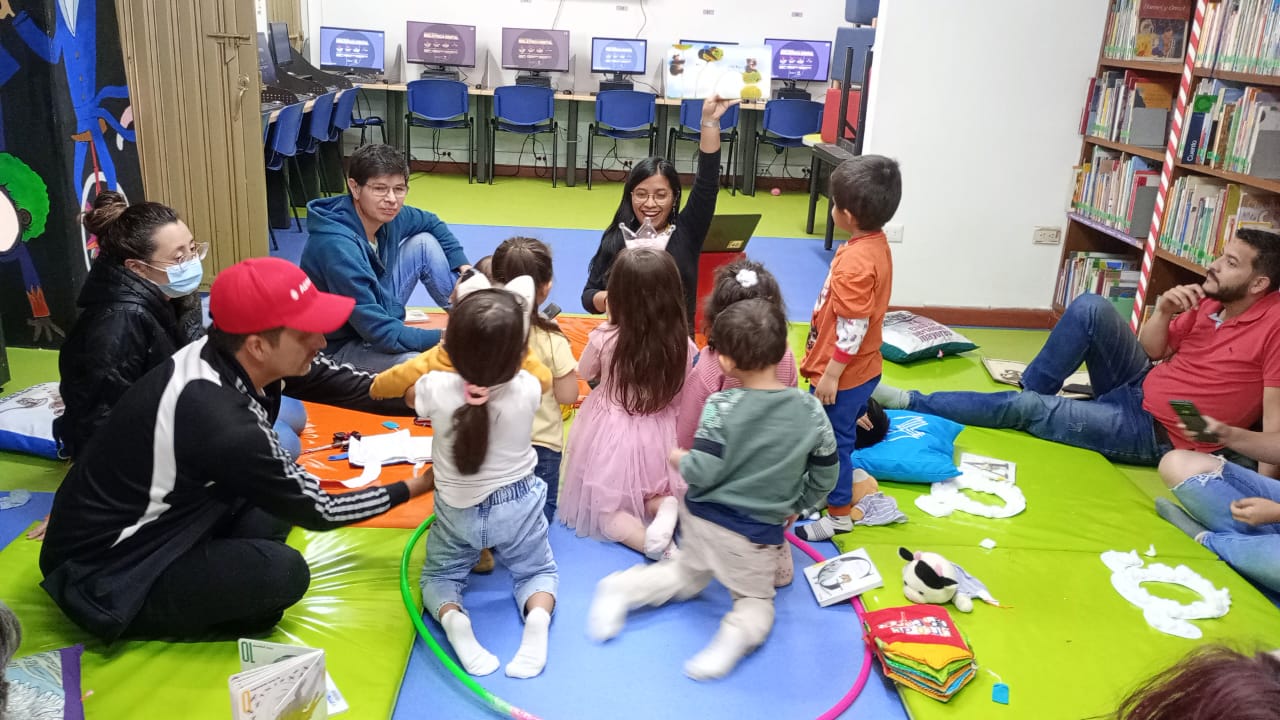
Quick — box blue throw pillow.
[0,383,63,460]
[851,410,962,483]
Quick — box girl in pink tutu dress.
[559,248,697,559]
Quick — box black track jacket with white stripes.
[39,336,415,640]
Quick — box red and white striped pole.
[1131,0,1206,331]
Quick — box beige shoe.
[773,543,794,587]
[472,548,495,574]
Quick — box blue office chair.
[666,99,740,195]
[325,89,359,185]
[291,91,336,200]
[490,85,558,188]
[751,99,823,195]
[833,26,877,87]
[847,0,879,23]
[587,90,657,190]
[406,79,475,183]
[263,102,305,245]
[351,90,386,147]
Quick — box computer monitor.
[591,37,647,75]
[257,32,278,85]
[319,26,385,73]
[764,39,832,82]
[269,21,293,66]
[406,22,476,68]
[501,28,570,73]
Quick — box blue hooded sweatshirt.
[301,195,469,354]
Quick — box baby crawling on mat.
[587,298,839,679]
[388,273,558,678]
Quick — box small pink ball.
[770,187,781,196]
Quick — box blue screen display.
[591,38,647,74]
[764,39,831,82]
[319,27,386,72]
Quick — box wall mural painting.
[0,0,142,348]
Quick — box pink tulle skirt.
[557,391,686,541]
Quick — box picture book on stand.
[230,639,348,720]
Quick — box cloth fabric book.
[862,604,977,702]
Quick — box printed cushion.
[852,410,962,483]
[880,311,978,364]
[0,383,63,460]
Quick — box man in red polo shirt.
[874,228,1280,474]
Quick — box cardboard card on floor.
[238,639,348,715]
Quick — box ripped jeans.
[1173,459,1280,594]
[907,295,1171,465]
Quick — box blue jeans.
[272,396,307,460]
[1173,460,1280,593]
[908,295,1171,465]
[325,232,459,373]
[421,475,558,619]
[392,231,458,310]
[813,375,880,508]
[533,445,562,523]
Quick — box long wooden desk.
[353,82,766,189]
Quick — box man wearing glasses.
[301,143,471,372]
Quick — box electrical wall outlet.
[791,11,804,17]
[884,224,904,244]
[703,8,715,15]
[1033,226,1062,245]
[616,4,628,10]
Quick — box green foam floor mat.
[0,523,422,719]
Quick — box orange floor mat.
[302,314,610,528]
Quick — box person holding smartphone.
[1156,415,1280,594]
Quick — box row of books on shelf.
[1177,78,1280,177]
[1101,0,1193,63]
[1071,147,1161,237]
[1054,251,1140,312]
[1197,0,1280,77]
[1158,175,1280,265]
[1080,69,1174,147]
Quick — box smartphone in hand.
[1169,399,1220,443]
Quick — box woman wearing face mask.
[582,96,739,324]
[54,192,306,461]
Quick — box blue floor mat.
[0,490,53,550]
[270,224,830,322]
[392,522,905,720]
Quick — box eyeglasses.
[632,190,672,204]
[363,183,409,199]
[148,241,209,268]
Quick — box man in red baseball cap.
[40,257,432,642]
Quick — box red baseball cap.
[209,257,355,334]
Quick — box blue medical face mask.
[151,258,203,298]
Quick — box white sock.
[644,497,679,559]
[505,607,551,679]
[684,625,755,681]
[796,513,853,542]
[441,610,499,676]
[587,575,630,642]
[871,384,910,410]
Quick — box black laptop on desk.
[701,213,763,253]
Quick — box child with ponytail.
[407,275,558,679]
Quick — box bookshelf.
[1058,0,1280,325]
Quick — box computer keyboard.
[261,101,285,113]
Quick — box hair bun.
[81,190,128,237]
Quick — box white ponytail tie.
[736,268,759,288]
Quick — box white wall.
[307,0,847,173]
[862,0,1109,310]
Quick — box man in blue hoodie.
[301,144,471,372]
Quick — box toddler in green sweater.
[587,297,839,680]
